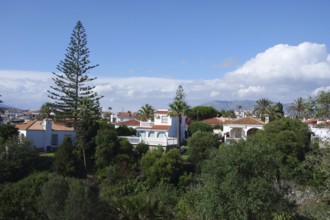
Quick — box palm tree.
[253,98,273,118]
[137,104,155,121]
[269,102,284,120]
[169,85,189,148]
[288,97,306,119]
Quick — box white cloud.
[1,42,330,111]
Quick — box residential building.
[115,112,137,122]
[223,117,265,142]
[122,109,185,146]
[16,119,76,151]
[114,119,140,129]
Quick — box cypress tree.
[48,20,102,124]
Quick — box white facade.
[16,119,76,151]
[222,117,264,142]
[122,109,186,146]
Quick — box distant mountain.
[202,100,291,114]
[0,103,12,110]
[202,100,256,111]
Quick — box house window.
[138,131,146,138]
[231,128,243,139]
[161,116,168,124]
[148,131,155,138]
[51,134,58,146]
[157,132,166,138]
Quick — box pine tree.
[48,21,102,171]
[48,21,102,124]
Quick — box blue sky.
[1,0,330,112]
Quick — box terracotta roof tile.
[137,125,171,130]
[15,120,37,130]
[115,119,140,126]
[117,112,137,118]
[154,110,169,114]
[16,120,74,131]
[52,122,74,131]
[201,117,233,125]
[226,117,265,125]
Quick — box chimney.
[43,118,52,131]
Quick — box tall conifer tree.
[169,85,189,148]
[48,21,102,124]
[48,21,102,171]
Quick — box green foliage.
[135,141,149,158]
[38,174,70,220]
[62,178,103,220]
[188,121,213,135]
[113,183,178,219]
[95,124,135,170]
[0,139,38,183]
[220,109,236,118]
[288,97,308,119]
[95,123,118,169]
[116,125,136,136]
[0,123,18,144]
[269,102,285,121]
[75,97,101,171]
[48,21,102,123]
[253,98,273,118]
[180,140,294,219]
[39,174,112,220]
[0,172,50,220]
[37,102,55,119]
[314,90,330,119]
[140,148,184,186]
[169,85,189,148]
[187,105,220,120]
[53,137,85,178]
[136,103,155,121]
[188,131,219,169]
[251,118,311,181]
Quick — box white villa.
[122,109,185,146]
[16,119,76,151]
[223,117,265,142]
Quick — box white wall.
[154,113,171,126]
[19,129,76,151]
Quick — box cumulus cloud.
[1,42,330,111]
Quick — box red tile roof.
[201,117,233,125]
[304,118,318,124]
[137,125,171,130]
[15,120,36,130]
[115,119,140,126]
[225,117,265,125]
[154,110,169,114]
[117,112,137,118]
[16,120,74,131]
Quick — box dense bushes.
[1,118,329,219]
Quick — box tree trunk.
[82,148,87,170]
[177,115,181,148]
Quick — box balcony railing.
[139,121,154,128]
[120,136,177,146]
